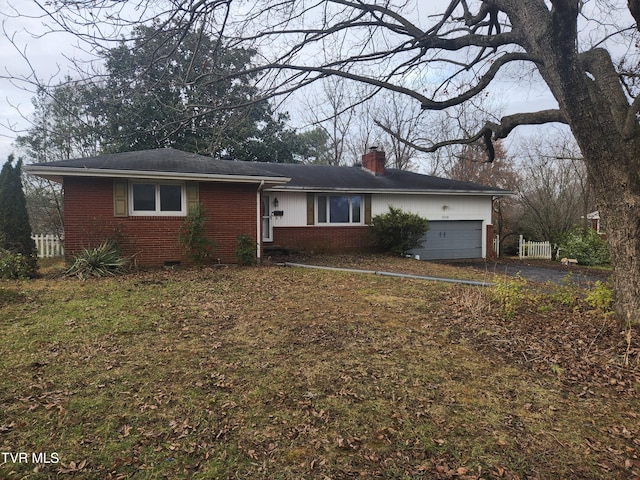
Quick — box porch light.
[273,197,279,207]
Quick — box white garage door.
[410,220,483,260]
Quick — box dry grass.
[0,257,638,479]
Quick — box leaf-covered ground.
[0,255,638,479]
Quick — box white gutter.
[256,181,265,261]
[25,165,290,186]
[265,186,513,196]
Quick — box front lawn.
[0,259,638,479]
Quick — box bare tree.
[513,130,596,225]
[412,98,505,176]
[444,142,514,185]
[371,91,422,170]
[301,77,358,165]
[8,1,640,322]
[517,152,587,257]
[344,100,379,165]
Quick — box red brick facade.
[63,177,258,267]
[271,226,375,253]
[62,175,494,265]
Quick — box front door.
[262,194,273,242]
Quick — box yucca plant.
[64,241,129,279]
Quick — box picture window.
[317,195,362,224]
[130,182,185,216]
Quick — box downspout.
[256,181,265,262]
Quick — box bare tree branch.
[378,109,567,163]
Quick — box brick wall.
[63,177,258,267]
[272,226,376,253]
[199,182,258,263]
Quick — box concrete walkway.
[280,259,611,288]
[281,262,494,286]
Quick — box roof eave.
[25,165,290,186]
[266,186,514,196]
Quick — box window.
[130,182,186,216]
[317,195,362,224]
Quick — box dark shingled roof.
[256,162,508,193]
[29,148,286,179]
[28,148,510,194]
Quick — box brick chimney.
[361,146,386,175]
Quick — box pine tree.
[0,155,37,275]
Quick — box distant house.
[586,211,600,232]
[586,211,607,239]
[26,148,511,267]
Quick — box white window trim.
[129,181,187,216]
[316,194,363,225]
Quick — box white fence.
[31,234,64,258]
[493,235,500,257]
[519,235,552,260]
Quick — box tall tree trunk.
[565,75,640,324]
[570,121,640,325]
[511,5,640,323]
[593,162,640,324]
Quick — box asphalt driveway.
[442,258,612,286]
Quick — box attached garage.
[410,220,483,260]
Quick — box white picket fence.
[31,234,64,258]
[519,235,552,260]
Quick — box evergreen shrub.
[370,206,429,256]
[558,226,610,266]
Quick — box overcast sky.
[0,1,82,161]
[0,1,595,165]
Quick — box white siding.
[265,191,494,227]
[371,194,492,224]
[372,194,493,258]
[267,192,308,227]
